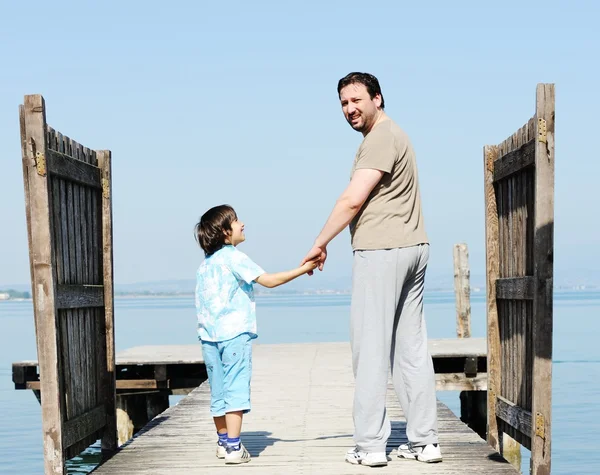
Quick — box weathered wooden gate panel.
[484,84,555,475]
[19,95,116,474]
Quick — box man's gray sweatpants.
[350,244,438,453]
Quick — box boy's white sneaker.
[216,442,226,459]
[225,443,251,464]
[397,442,442,463]
[345,447,388,467]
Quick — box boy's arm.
[255,261,318,288]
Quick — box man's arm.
[302,168,384,270]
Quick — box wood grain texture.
[93,343,518,475]
[531,83,555,475]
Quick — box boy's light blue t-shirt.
[195,245,265,342]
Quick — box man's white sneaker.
[345,447,388,467]
[397,443,442,463]
[216,442,226,459]
[225,443,251,464]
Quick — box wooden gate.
[484,84,555,475]
[19,94,117,474]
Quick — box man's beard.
[348,116,368,133]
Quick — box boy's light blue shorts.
[201,332,254,417]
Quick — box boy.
[194,204,318,464]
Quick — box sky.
[1,0,599,288]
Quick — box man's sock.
[227,436,241,451]
[217,431,228,446]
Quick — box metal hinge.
[535,412,545,439]
[101,178,110,199]
[35,152,46,176]
[537,118,547,143]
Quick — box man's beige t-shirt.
[349,119,428,251]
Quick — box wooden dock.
[91,342,516,474]
[13,338,488,394]
[14,337,490,448]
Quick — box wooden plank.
[26,380,165,391]
[71,171,88,417]
[114,345,206,365]
[79,173,90,285]
[81,162,96,421]
[19,105,38,334]
[453,243,471,338]
[22,94,66,475]
[59,310,74,421]
[46,148,102,189]
[429,338,488,358]
[484,144,501,453]
[59,178,71,284]
[493,140,535,183]
[98,150,118,453]
[66,179,76,283]
[67,310,83,418]
[15,338,488,372]
[114,339,487,366]
[435,373,487,391]
[93,343,518,474]
[496,396,532,448]
[63,405,106,449]
[51,177,64,284]
[496,277,534,300]
[116,380,162,390]
[55,285,104,309]
[12,360,39,367]
[531,83,555,475]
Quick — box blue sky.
[1,0,598,287]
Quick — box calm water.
[1,291,599,474]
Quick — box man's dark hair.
[337,72,385,110]
[195,204,238,257]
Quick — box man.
[302,72,441,467]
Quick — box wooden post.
[19,105,37,331]
[22,95,66,475]
[116,395,147,446]
[453,243,471,338]
[460,391,487,440]
[115,393,169,446]
[98,150,117,455]
[484,144,501,453]
[502,433,522,471]
[146,393,170,420]
[530,84,555,475]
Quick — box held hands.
[301,245,328,276]
[301,258,320,274]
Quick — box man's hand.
[300,258,320,274]
[301,245,327,275]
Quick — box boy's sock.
[217,431,228,447]
[227,436,241,451]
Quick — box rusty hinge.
[537,118,547,143]
[101,178,110,199]
[535,412,545,439]
[35,152,46,176]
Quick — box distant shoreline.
[1,286,599,303]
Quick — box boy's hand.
[301,245,327,275]
[301,258,320,273]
